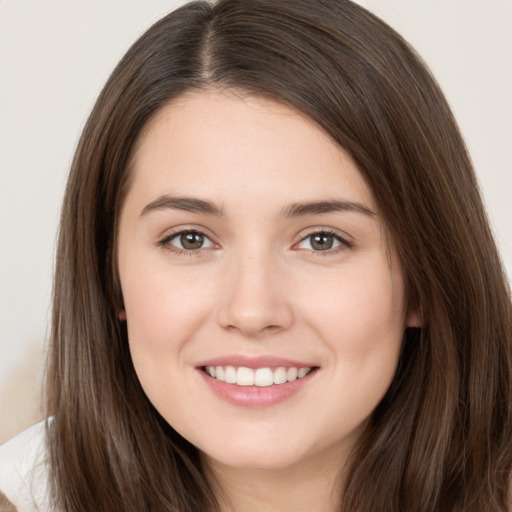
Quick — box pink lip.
[195,355,319,408]
[196,354,314,370]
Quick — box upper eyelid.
[158,229,217,254]
[293,229,355,253]
[158,226,216,243]
[297,227,353,243]
[166,230,213,243]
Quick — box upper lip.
[196,355,316,369]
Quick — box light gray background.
[1,0,511,444]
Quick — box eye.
[295,230,351,252]
[159,230,216,252]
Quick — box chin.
[203,446,309,472]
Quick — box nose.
[216,250,294,338]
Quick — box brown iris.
[310,233,334,251]
[180,232,204,250]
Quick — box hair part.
[47,1,512,510]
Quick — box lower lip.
[197,368,317,408]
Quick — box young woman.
[1,0,511,511]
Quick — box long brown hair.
[46,1,512,510]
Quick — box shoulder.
[0,420,51,511]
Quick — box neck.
[203,444,350,512]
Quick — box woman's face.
[117,90,414,472]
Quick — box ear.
[118,310,127,321]
[405,307,421,328]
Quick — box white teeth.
[237,367,255,386]
[286,367,298,381]
[255,368,274,387]
[205,365,312,386]
[297,367,309,378]
[273,367,287,385]
[225,366,237,384]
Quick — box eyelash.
[158,228,353,256]
[158,229,215,257]
[296,228,353,256]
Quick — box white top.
[0,421,50,511]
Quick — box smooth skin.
[117,89,417,511]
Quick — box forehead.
[127,89,375,211]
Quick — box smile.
[203,366,312,387]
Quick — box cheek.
[303,260,406,346]
[121,269,201,418]
[301,258,405,413]
[303,262,405,430]
[120,261,219,404]
[122,262,212,342]
[123,277,173,353]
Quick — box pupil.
[312,234,333,251]
[181,232,204,250]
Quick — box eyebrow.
[141,196,223,216]
[280,200,376,218]
[140,195,375,218]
